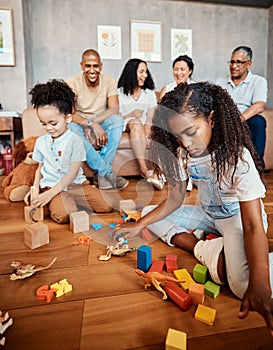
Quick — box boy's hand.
[113,222,144,241]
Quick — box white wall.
[0,0,272,112]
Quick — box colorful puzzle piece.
[91,223,103,230]
[50,278,72,298]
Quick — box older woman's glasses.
[228,60,250,66]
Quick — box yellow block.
[173,268,194,291]
[165,328,187,350]
[194,304,216,326]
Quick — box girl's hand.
[238,283,273,337]
[113,221,144,240]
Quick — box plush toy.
[2,136,38,201]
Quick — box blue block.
[137,245,152,272]
[91,223,103,230]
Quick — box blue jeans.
[247,115,266,169]
[68,114,124,176]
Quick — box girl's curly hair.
[29,79,76,115]
[150,81,263,185]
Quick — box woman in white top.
[159,55,195,101]
[118,58,164,189]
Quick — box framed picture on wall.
[171,29,192,61]
[0,7,15,66]
[97,25,122,60]
[130,20,162,62]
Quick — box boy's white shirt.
[32,129,86,189]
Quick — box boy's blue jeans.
[247,114,266,169]
[68,114,124,176]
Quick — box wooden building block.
[189,282,205,305]
[142,228,154,242]
[119,199,136,215]
[24,206,44,224]
[204,281,220,298]
[137,245,152,272]
[194,304,216,326]
[193,263,208,284]
[173,269,194,291]
[149,260,165,273]
[164,282,192,311]
[24,222,49,249]
[165,328,187,350]
[69,211,89,233]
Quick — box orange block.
[189,282,205,305]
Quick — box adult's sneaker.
[98,172,129,190]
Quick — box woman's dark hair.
[172,55,194,78]
[150,81,263,185]
[29,79,76,115]
[118,58,155,95]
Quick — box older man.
[216,46,268,169]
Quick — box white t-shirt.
[182,148,265,203]
[33,129,86,189]
[118,87,157,130]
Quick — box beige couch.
[21,108,149,177]
[22,108,273,176]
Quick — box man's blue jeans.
[247,114,266,169]
[68,114,124,176]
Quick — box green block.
[193,263,208,284]
[204,281,220,298]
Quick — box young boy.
[24,79,112,223]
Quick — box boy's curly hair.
[150,81,263,185]
[29,79,76,115]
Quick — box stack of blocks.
[70,211,89,233]
[24,186,48,249]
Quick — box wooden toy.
[189,282,205,305]
[149,260,165,273]
[204,281,220,298]
[163,281,192,311]
[91,223,103,230]
[36,285,54,303]
[193,263,208,284]
[194,304,216,326]
[70,211,89,233]
[0,311,13,346]
[135,269,184,300]
[10,257,57,280]
[24,186,44,223]
[78,235,91,244]
[50,278,72,298]
[173,268,194,291]
[165,328,187,350]
[165,254,178,273]
[24,222,49,249]
[142,228,154,242]
[137,245,152,272]
[119,199,136,214]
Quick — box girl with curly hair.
[24,79,112,223]
[114,82,273,335]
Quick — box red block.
[164,281,192,311]
[165,254,177,262]
[165,260,178,273]
[149,260,165,273]
[142,228,154,242]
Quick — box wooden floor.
[1,174,273,350]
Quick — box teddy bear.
[2,136,38,201]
